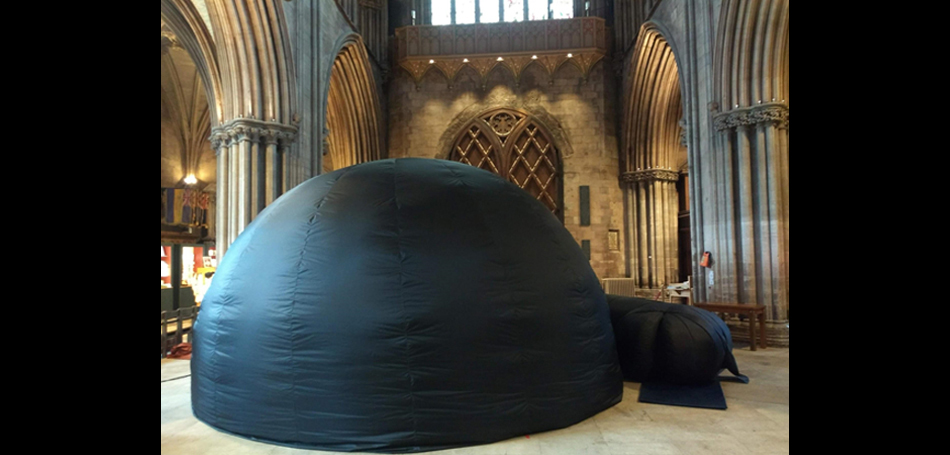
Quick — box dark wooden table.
[693,303,767,351]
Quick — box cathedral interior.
[161,1,789,453]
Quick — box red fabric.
[168,343,192,360]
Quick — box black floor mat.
[638,381,728,410]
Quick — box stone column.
[211,132,231,259]
[211,119,298,258]
[623,169,681,292]
[711,102,789,343]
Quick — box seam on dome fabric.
[287,167,356,443]
[621,310,656,378]
[393,160,421,446]
[690,307,741,375]
[208,202,276,425]
[440,161,533,423]
[672,315,701,372]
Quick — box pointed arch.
[161,0,222,126]
[323,35,385,172]
[448,108,563,220]
[620,23,687,290]
[163,0,300,259]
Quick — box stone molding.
[713,103,788,131]
[621,169,680,183]
[395,17,610,89]
[210,119,297,154]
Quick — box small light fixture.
[532,55,538,60]
[497,57,504,62]
[463,58,470,63]
[184,174,198,185]
[429,59,435,64]
[567,53,573,58]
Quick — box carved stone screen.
[449,109,562,218]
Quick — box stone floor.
[161,346,789,455]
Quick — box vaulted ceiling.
[162,20,215,188]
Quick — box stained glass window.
[551,0,574,19]
[456,0,476,25]
[503,0,525,22]
[480,0,500,23]
[528,0,548,21]
[432,0,451,25]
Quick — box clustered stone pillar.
[623,169,681,291]
[211,119,297,258]
[710,102,789,338]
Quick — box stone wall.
[283,0,389,180]
[389,60,625,279]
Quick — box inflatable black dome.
[192,158,623,453]
[606,295,742,385]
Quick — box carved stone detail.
[399,59,431,85]
[433,59,467,85]
[210,119,297,155]
[395,17,609,89]
[488,112,517,136]
[622,169,680,183]
[713,103,789,131]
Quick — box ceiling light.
[184,174,198,185]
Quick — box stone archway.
[447,108,564,220]
[323,37,384,173]
[161,0,300,258]
[621,24,688,291]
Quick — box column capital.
[210,132,232,155]
[713,102,789,131]
[212,118,298,150]
[622,169,680,184]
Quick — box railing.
[160,307,200,359]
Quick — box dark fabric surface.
[638,381,728,410]
[192,159,623,453]
[606,295,743,385]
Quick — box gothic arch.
[322,35,385,173]
[446,108,564,220]
[620,23,688,290]
[161,0,222,126]
[163,0,300,258]
[438,101,574,162]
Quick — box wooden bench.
[693,303,767,351]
